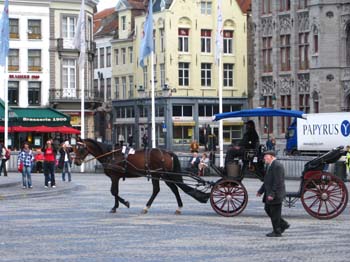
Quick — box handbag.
[18,162,23,173]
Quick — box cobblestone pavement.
[0,173,349,262]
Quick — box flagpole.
[80,67,85,172]
[151,52,156,148]
[4,56,8,149]
[218,57,224,167]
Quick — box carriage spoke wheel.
[301,173,348,219]
[210,179,248,217]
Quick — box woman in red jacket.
[43,139,57,188]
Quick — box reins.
[77,147,122,164]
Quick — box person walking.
[58,141,73,182]
[43,139,57,188]
[0,143,8,176]
[256,150,290,237]
[17,142,34,189]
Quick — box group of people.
[17,139,73,189]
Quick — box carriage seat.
[303,146,344,172]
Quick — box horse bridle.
[75,142,122,164]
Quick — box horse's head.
[74,141,89,166]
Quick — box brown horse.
[74,138,209,214]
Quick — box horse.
[74,138,210,214]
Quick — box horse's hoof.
[110,209,117,213]
[141,208,148,214]
[175,210,182,215]
[125,201,130,208]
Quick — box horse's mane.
[84,138,112,155]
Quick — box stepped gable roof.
[236,0,251,13]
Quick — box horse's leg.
[117,196,130,208]
[142,178,160,214]
[165,181,183,215]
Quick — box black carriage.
[208,108,348,219]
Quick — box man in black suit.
[257,150,290,237]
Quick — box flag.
[73,0,86,68]
[0,0,9,66]
[139,1,153,67]
[215,0,223,64]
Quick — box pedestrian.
[187,151,200,174]
[345,145,350,178]
[142,133,148,149]
[266,135,276,150]
[256,150,290,237]
[190,139,199,153]
[43,139,57,188]
[128,134,133,147]
[0,142,8,176]
[198,152,210,176]
[118,134,125,147]
[17,142,34,189]
[58,141,73,182]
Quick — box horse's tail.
[169,152,210,204]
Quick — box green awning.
[11,108,70,127]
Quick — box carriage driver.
[225,120,260,163]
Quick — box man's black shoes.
[266,232,282,237]
[281,224,290,233]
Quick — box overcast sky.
[97,0,117,12]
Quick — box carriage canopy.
[212,108,306,121]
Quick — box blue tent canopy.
[213,108,306,121]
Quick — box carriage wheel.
[210,179,248,217]
[301,173,348,219]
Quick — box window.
[28,19,41,39]
[346,24,350,66]
[313,33,318,54]
[62,16,76,39]
[62,59,76,98]
[99,48,104,68]
[260,96,274,134]
[199,104,219,116]
[143,66,148,90]
[262,0,272,14]
[160,29,165,52]
[223,63,234,87]
[129,76,134,98]
[28,50,41,71]
[201,30,211,53]
[173,126,193,145]
[106,78,111,100]
[128,47,133,63]
[115,77,120,99]
[299,32,309,70]
[299,94,310,113]
[178,62,189,86]
[8,49,19,71]
[121,48,126,64]
[223,126,242,143]
[28,82,41,105]
[121,16,126,30]
[122,77,127,99]
[9,19,19,39]
[173,105,193,117]
[201,63,212,87]
[280,94,291,133]
[178,28,189,52]
[8,81,19,105]
[280,35,291,71]
[279,0,290,11]
[262,36,272,72]
[115,49,119,65]
[160,64,165,88]
[200,0,212,15]
[106,47,111,67]
[223,31,233,54]
[298,0,308,9]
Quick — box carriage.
[74,109,348,219]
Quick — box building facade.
[109,0,250,151]
[252,0,350,147]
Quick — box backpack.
[5,149,10,160]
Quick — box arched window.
[346,23,350,66]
